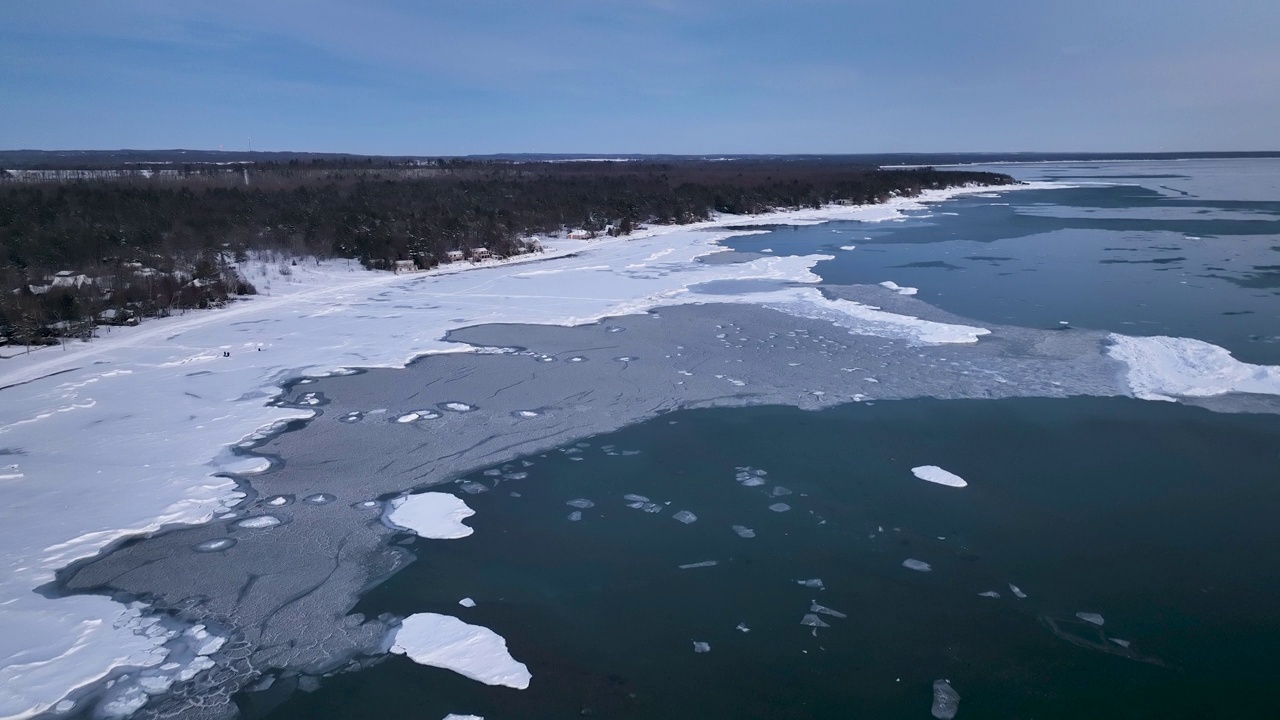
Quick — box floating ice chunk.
[396,412,420,423]
[809,602,847,619]
[1107,334,1280,401]
[387,493,476,539]
[1110,638,1131,648]
[801,613,830,628]
[458,481,489,494]
[771,486,792,497]
[1008,584,1027,599]
[738,475,765,487]
[566,498,595,509]
[768,503,791,512]
[567,511,582,521]
[193,538,236,552]
[483,469,502,477]
[303,493,335,504]
[391,614,531,689]
[736,623,750,633]
[1076,612,1105,626]
[444,402,475,412]
[879,281,919,296]
[623,493,650,503]
[517,410,539,418]
[731,525,756,538]
[236,515,282,529]
[839,244,857,250]
[641,503,662,513]
[797,578,824,589]
[442,715,484,720]
[978,591,1001,598]
[503,472,528,480]
[902,559,932,572]
[932,679,961,719]
[692,641,711,653]
[459,598,476,608]
[673,510,698,524]
[620,450,641,456]
[678,560,718,569]
[265,495,290,506]
[911,466,967,488]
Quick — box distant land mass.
[1,149,1279,170]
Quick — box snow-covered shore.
[2,179,1245,719]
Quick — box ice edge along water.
[0,180,1269,718]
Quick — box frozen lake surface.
[6,160,1280,719]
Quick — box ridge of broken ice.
[390,614,530,689]
[386,493,476,539]
[879,281,919,296]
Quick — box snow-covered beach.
[3,181,1279,718]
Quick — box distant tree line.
[0,160,1012,348]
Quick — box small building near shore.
[470,248,492,260]
[445,250,465,263]
[567,230,592,240]
[393,260,417,273]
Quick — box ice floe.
[235,515,282,530]
[672,510,698,524]
[810,602,847,618]
[902,559,932,572]
[566,498,595,509]
[910,465,968,488]
[879,281,919,296]
[692,641,711,653]
[768,502,791,512]
[1107,334,1280,401]
[978,591,1001,598]
[797,578,824,589]
[1008,584,1027,599]
[678,560,719,569]
[731,525,756,538]
[390,614,530,689]
[931,679,961,719]
[459,598,476,608]
[386,493,476,539]
[193,539,236,553]
[1076,612,1105,626]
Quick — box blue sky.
[2,0,1277,154]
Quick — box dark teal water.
[722,169,1280,364]
[260,398,1280,720]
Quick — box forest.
[0,158,1014,347]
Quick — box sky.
[1,0,1278,155]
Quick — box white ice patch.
[978,591,1001,598]
[910,465,968,488]
[396,412,421,423]
[390,614,530,689]
[1076,612,1105,626]
[731,525,756,538]
[692,641,711,653]
[672,510,698,524]
[1107,334,1280,401]
[459,598,476,608]
[902,559,933,572]
[235,515,281,529]
[678,560,719,569]
[566,498,595,509]
[386,493,476,539]
[879,281,919,296]
[1008,584,1027,599]
[768,503,791,512]
[797,578,824,589]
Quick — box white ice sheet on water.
[0,181,1179,718]
[386,493,477,539]
[1107,334,1280,401]
[390,614,530,690]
